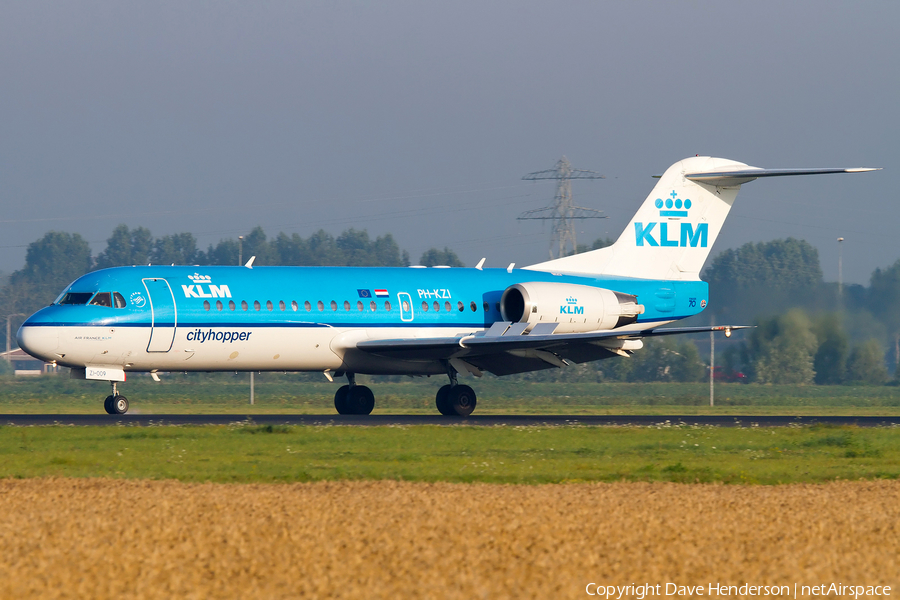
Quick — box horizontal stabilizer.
[685,167,880,187]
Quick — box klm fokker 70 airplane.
[17,157,878,415]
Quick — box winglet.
[475,258,486,270]
[244,256,256,269]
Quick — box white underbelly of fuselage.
[50,325,479,375]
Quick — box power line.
[517,156,606,258]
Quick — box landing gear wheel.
[104,395,115,414]
[435,385,453,416]
[111,395,129,415]
[334,385,351,415]
[447,385,476,417]
[346,386,375,415]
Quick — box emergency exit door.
[398,292,414,322]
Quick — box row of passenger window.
[201,299,494,313]
[56,290,497,314]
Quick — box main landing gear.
[104,381,129,415]
[331,366,478,417]
[435,362,477,417]
[334,373,375,415]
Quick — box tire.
[435,385,453,416]
[103,395,115,414]
[347,386,375,415]
[112,395,129,415]
[334,385,351,415]
[447,385,476,417]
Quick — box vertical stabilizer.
[525,157,877,280]
[525,156,747,280]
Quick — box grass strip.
[1,423,898,484]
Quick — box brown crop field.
[0,479,897,599]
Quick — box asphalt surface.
[1,414,899,427]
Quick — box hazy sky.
[1,1,896,284]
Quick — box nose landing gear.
[104,382,129,415]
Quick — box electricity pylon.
[518,156,606,259]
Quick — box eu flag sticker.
[357,289,372,298]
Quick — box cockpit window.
[89,292,113,307]
[113,292,127,308]
[53,288,71,304]
[58,292,94,305]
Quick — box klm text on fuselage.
[182,284,232,298]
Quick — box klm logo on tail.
[634,191,708,248]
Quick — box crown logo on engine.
[654,190,692,218]
[566,296,578,304]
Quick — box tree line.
[703,237,900,384]
[2,226,898,384]
[726,310,890,385]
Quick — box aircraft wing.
[355,323,750,376]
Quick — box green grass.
[1,423,898,484]
[1,373,899,415]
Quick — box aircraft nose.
[17,323,59,362]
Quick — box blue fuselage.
[18,265,707,375]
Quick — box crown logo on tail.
[654,191,692,218]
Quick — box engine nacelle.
[499,282,645,333]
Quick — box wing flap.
[355,325,751,364]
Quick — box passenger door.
[143,278,177,352]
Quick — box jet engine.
[499,282,645,333]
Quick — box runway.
[2,414,899,427]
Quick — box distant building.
[0,348,58,376]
